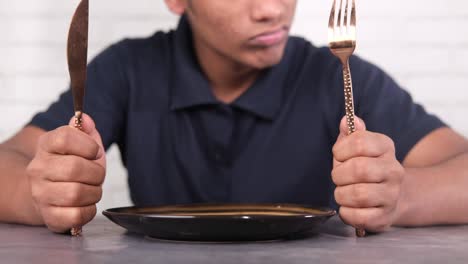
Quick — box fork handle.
[342,61,366,238]
[342,60,356,135]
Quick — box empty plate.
[103,203,336,242]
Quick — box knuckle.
[331,169,339,185]
[93,165,106,185]
[352,184,368,204]
[338,207,351,225]
[42,208,66,233]
[353,134,368,154]
[27,163,47,203]
[332,144,339,158]
[43,217,60,232]
[354,211,369,227]
[71,206,96,226]
[50,128,71,152]
[373,216,391,232]
[388,186,401,205]
[382,135,395,152]
[394,165,405,181]
[69,208,84,227]
[66,184,82,205]
[90,143,100,159]
[26,159,42,179]
[96,187,103,203]
[30,184,43,203]
[371,221,389,233]
[37,133,48,149]
[334,188,343,204]
[352,158,369,179]
[64,157,83,179]
[387,162,404,182]
[87,206,97,221]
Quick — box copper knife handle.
[69,111,84,237]
[73,111,84,131]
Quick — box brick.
[0,102,48,141]
[452,49,468,72]
[1,75,68,103]
[0,45,66,75]
[359,47,451,76]
[430,106,468,136]
[405,18,468,45]
[108,18,178,42]
[401,76,468,106]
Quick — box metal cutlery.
[328,0,366,237]
[67,0,89,236]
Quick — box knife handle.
[356,228,366,237]
[70,227,82,236]
[74,111,83,130]
[70,111,84,237]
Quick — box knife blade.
[67,0,88,131]
[66,0,89,236]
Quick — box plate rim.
[102,203,337,220]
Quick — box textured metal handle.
[70,111,83,237]
[342,61,366,238]
[70,227,82,236]
[343,61,356,135]
[74,111,83,130]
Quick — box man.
[0,0,467,234]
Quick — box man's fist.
[332,116,405,232]
[26,114,106,233]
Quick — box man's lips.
[248,27,289,47]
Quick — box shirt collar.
[170,16,218,111]
[170,16,294,121]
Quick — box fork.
[328,0,366,238]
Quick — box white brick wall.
[1,0,467,212]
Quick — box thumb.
[339,115,366,137]
[68,113,106,166]
[333,116,367,168]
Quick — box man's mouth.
[248,27,289,47]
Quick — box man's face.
[183,0,297,69]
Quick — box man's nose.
[251,0,284,23]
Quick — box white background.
[1,0,467,212]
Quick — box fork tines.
[328,0,356,44]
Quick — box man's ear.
[164,0,187,15]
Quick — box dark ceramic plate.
[102,204,336,242]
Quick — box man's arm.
[0,114,106,233]
[0,126,45,225]
[332,117,468,232]
[395,127,468,226]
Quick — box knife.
[68,0,88,131]
[66,0,89,236]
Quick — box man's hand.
[26,114,106,233]
[332,116,405,232]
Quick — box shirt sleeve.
[28,41,130,150]
[349,56,446,162]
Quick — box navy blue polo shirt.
[29,16,444,209]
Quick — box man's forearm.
[394,152,468,226]
[0,146,43,225]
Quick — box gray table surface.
[1,216,467,264]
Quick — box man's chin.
[249,45,286,69]
[250,55,284,70]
